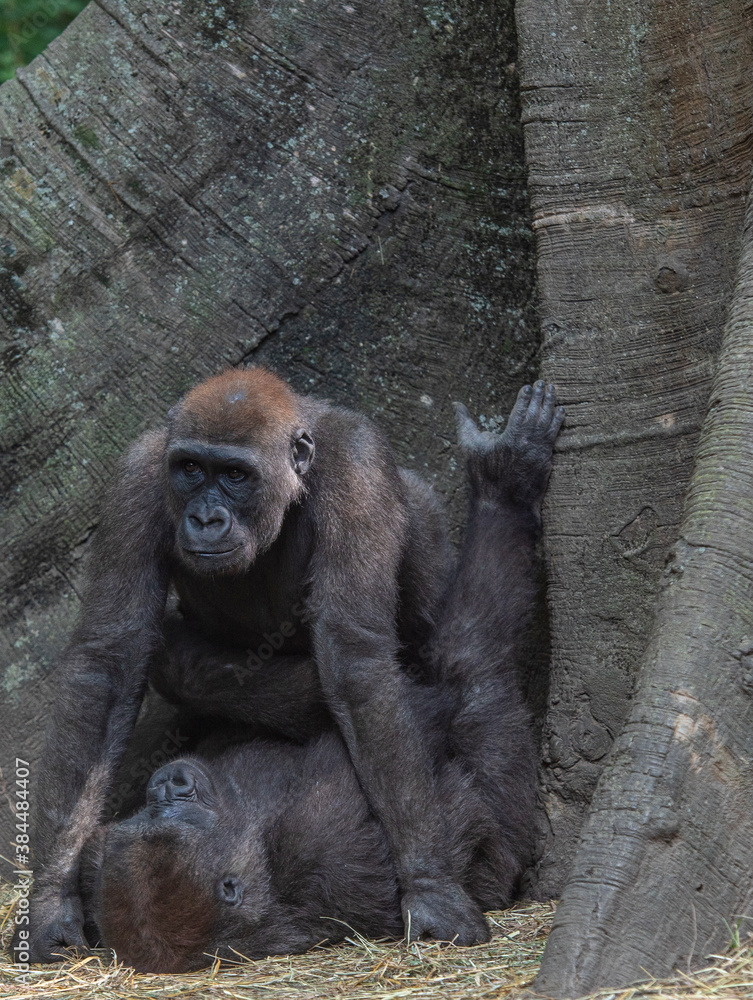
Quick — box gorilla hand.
[14,888,87,963]
[401,881,490,945]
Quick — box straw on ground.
[1,884,752,1000]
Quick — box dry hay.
[1,882,753,1000]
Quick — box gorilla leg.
[437,381,563,679]
[430,381,564,908]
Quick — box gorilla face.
[165,431,314,577]
[88,736,406,973]
[94,758,271,973]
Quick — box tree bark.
[535,166,753,996]
[517,0,753,897]
[0,0,540,853]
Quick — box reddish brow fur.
[100,843,216,973]
[176,368,300,446]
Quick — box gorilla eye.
[183,460,200,474]
[225,468,246,482]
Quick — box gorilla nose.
[146,762,198,804]
[190,509,227,529]
[187,505,231,540]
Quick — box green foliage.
[0,0,89,83]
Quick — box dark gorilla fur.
[18,368,563,965]
[74,382,564,973]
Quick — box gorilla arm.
[307,422,489,945]
[21,431,172,962]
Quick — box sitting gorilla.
[77,384,563,973]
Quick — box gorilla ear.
[292,429,314,476]
[219,876,244,907]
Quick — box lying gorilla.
[77,384,563,972]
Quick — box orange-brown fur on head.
[172,368,300,446]
[98,837,217,973]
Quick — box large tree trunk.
[0,0,541,853]
[535,169,753,996]
[517,0,753,897]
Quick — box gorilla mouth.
[183,546,241,558]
